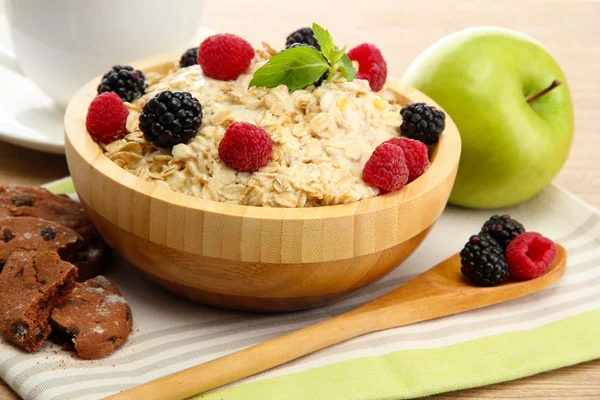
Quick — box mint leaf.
[249,23,357,91]
[312,23,356,83]
[338,54,356,81]
[328,47,346,68]
[312,23,334,60]
[249,46,329,92]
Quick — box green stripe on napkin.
[44,177,76,195]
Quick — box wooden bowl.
[64,54,461,312]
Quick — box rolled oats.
[201,184,219,201]
[273,176,291,193]
[210,107,233,125]
[274,191,298,208]
[104,44,404,207]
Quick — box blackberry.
[139,91,202,148]
[97,65,147,103]
[286,27,320,50]
[400,102,445,145]
[179,47,198,68]
[480,215,526,250]
[285,43,328,86]
[460,233,508,286]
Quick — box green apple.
[403,27,574,209]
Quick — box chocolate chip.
[125,309,132,321]
[10,323,27,336]
[40,226,56,241]
[75,254,88,262]
[67,327,79,336]
[15,268,24,278]
[11,194,34,207]
[108,337,118,343]
[34,331,45,342]
[1,227,14,243]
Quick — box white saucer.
[0,15,214,155]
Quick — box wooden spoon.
[105,244,567,400]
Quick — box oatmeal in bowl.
[90,25,446,208]
[66,23,459,311]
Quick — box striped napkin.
[1,179,599,400]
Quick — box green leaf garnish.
[338,54,356,81]
[311,23,335,61]
[328,47,346,67]
[249,23,357,91]
[248,46,329,92]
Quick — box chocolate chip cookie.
[0,186,110,280]
[0,251,78,352]
[0,185,95,242]
[50,276,132,359]
[0,217,82,269]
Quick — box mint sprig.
[249,23,356,91]
[338,53,356,81]
[249,46,328,92]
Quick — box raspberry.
[179,47,198,68]
[385,137,429,182]
[480,215,526,250]
[347,43,387,91]
[139,91,203,148]
[97,65,147,103]
[506,232,557,280]
[85,93,129,144]
[198,34,254,81]
[460,234,508,286]
[400,102,445,145]
[363,143,409,192]
[285,27,320,50]
[218,122,272,172]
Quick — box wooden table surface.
[1,0,599,398]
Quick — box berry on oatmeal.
[97,65,147,103]
[198,34,255,81]
[179,47,199,68]
[285,27,320,50]
[400,102,445,145]
[347,43,387,91]
[460,233,508,286]
[86,92,129,144]
[506,232,557,280]
[218,122,273,172]
[385,137,429,182]
[480,215,526,250]
[139,91,203,148]
[363,143,409,192]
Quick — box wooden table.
[1,0,599,398]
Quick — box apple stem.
[526,80,562,104]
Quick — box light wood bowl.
[64,54,461,312]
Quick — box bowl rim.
[64,53,461,221]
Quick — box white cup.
[4,0,206,109]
